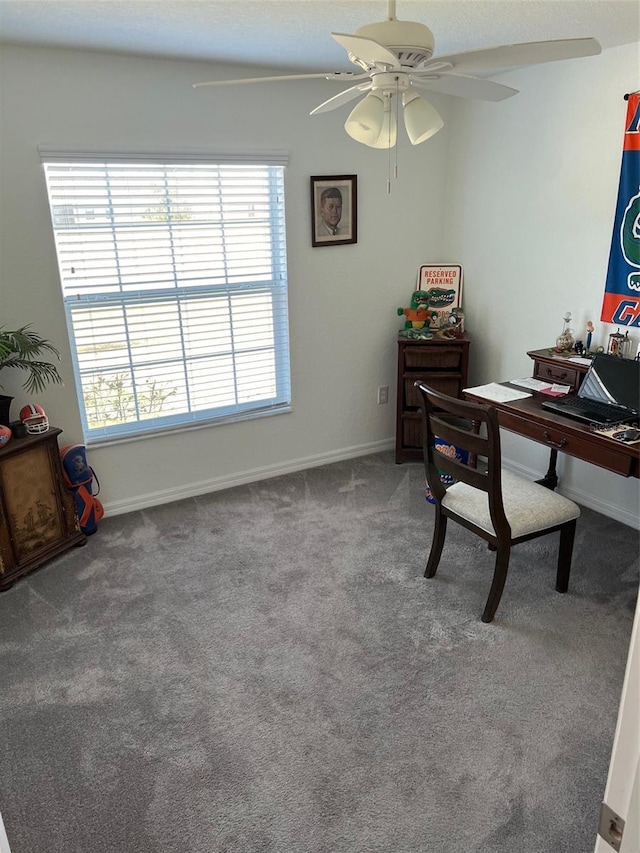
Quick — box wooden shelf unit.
[0,428,86,590]
[395,334,470,463]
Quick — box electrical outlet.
[377,385,389,405]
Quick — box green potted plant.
[0,325,64,425]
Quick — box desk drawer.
[533,361,580,389]
[511,418,633,476]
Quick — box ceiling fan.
[194,0,601,149]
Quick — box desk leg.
[537,449,559,490]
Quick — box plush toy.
[397,287,457,330]
[397,289,431,329]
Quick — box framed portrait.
[310,175,357,247]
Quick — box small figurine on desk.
[586,321,594,352]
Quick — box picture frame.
[417,264,463,309]
[310,175,357,247]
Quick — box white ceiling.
[0,0,638,74]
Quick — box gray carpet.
[0,451,637,853]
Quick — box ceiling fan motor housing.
[353,19,435,67]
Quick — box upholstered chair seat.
[442,470,580,539]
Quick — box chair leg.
[425,510,447,578]
[482,544,511,623]
[555,519,577,593]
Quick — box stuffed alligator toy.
[397,287,457,332]
[397,289,431,330]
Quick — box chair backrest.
[415,381,510,538]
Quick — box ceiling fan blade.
[411,74,518,102]
[432,38,601,76]
[310,82,373,115]
[331,32,400,69]
[193,71,366,89]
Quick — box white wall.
[0,42,638,527]
[0,45,452,513]
[444,42,640,528]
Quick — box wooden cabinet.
[0,428,86,590]
[396,334,470,462]
[527,348,589,392]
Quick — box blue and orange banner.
[601,92,640,328]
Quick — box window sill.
[86,404,292,449]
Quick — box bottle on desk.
[556,311,575,352]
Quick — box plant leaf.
[0,325,63,392]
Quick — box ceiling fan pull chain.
[394,79,399,179]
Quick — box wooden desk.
[464,384,640,488]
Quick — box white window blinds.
[42,156,290,444]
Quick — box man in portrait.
[316,186,343,238]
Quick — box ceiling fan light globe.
[402,91,444,144]
[345,93,385,145]
[366,108,397,149]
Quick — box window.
[42,153,290,445]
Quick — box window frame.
[41,149,291,446]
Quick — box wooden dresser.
[395,334,470,462]
[0,428,86,590]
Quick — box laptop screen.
[578,353,640,413]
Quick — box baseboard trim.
[503,457,640,531]
[104,438,396,517]
[102,442,638,529]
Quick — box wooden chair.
[415,381,581,623]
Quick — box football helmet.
[20,403,50,434]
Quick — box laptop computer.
[541,353,640,425]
